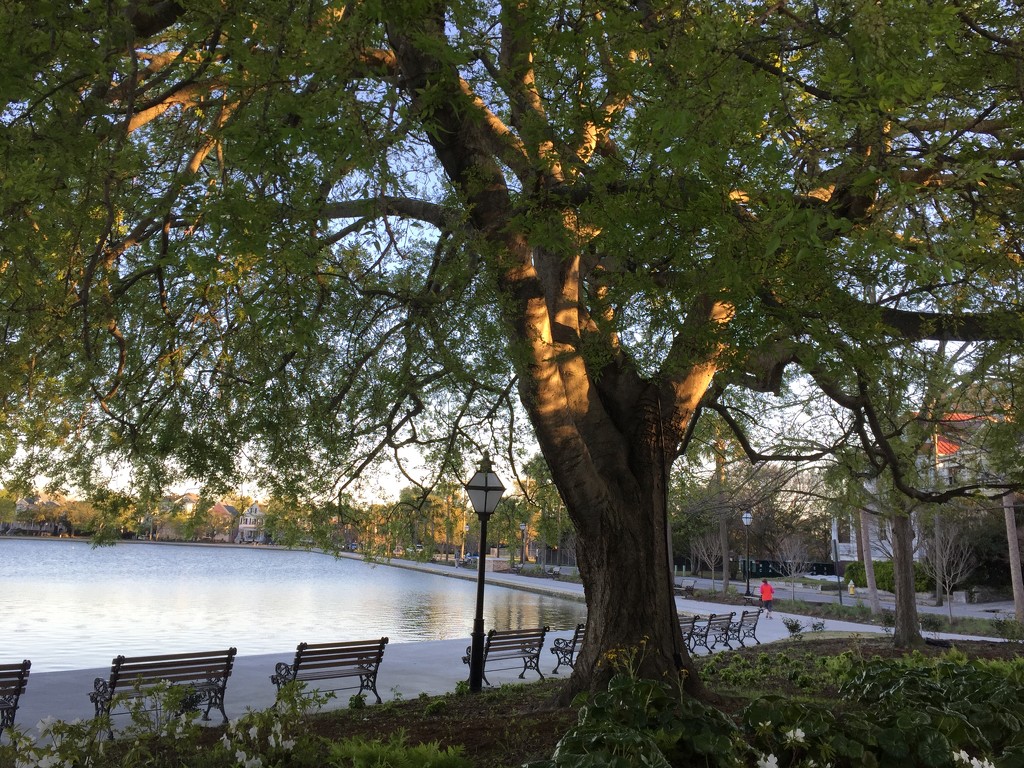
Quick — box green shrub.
[530,672,748,768]
[741,648,1024,768]
[844,560,931,592]
[328,732,470,767]
[782,617,804,639]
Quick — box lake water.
[0,539,586,672]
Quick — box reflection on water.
[0,539,586,671]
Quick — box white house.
[834,413,991,564]
[235,502,267,544]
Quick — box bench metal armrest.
[90,678,113,714]
[270,662,296,689]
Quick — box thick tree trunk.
[890,512,923,647]
[1002,493,1024,623]
[548,421,708,700]
[859,508,882,615]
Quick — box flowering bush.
[0,681,467,768]
[533,646,1024,768]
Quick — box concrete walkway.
[8,556,1008,736]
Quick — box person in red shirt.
[759,578,774,619]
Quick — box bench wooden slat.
[91,648,236,737]
[288,648,385,663]
[291,668,367,682]
[271,638,388,704]
[113,660,233,677]
[109,649,235,664]
[0,660,30,737]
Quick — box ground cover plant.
[3,637,1022,768]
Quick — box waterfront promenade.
[10,555,1012,732]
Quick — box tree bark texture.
[1003,493,1024,623]
[890,512,923,647]
[858,508,883,616]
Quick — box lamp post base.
[468,618,485,693]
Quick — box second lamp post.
[464,451,506,693]
[742,510,753,596]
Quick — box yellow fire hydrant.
[848,580,856,596]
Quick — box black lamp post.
[520,522,527,567]
[464,451,505,692]
[742,510,753,596]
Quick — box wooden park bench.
[692,612,735,654]
[90,648,236,737]
[463,626,548,686]
[551,623,585,674]
[727,609,762,647]
[0,660,30,738]
[271,638,389,704]
[674,577,697,597]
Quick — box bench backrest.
[485,626,548,653]
[293,638,389,670]
[569,623,586,645]
[0,660,30,700]
[707,613,734,628]
[108,648,237,691]
[740,610,760,624]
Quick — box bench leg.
[551,647,573,675]
[201,688,229,724]
[359,673,383,704]
[89,682,115,739]
[521,655,544,680]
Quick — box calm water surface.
[0,539,586,672]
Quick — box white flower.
[954,750,972,765]
[784,727,806,744]
[281,738,296,752]
[36,716,56,735]
[758,754,780,768]
[248,724,260,739]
